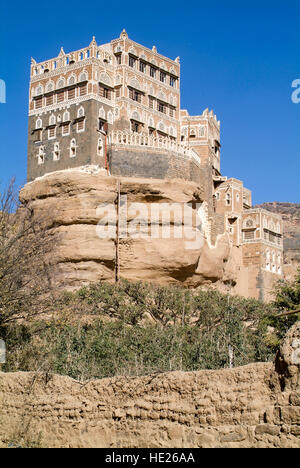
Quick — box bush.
[1,280,279,380]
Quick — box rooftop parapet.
[108,130,201,167]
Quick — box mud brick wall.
[0,323,299,448]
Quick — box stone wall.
[0,323,299,448]
[108,147,204,187]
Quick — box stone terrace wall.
[0,323,299,448]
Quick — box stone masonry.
[0,322,299,448]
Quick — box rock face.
[256,202,300,279]
[20,170,237,290]
[0,322,299,448]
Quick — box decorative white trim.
[69,138,77,158]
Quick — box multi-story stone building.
[27,30,283,300]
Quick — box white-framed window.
[36,118,42,129]
[70,138,77,158]
[79,83,87,96]
[79,71,88,82]
[35,97,43,109]
[46,81,54,93]
[53,142,60,161]
[68,87,76,100]
[68,74,76,86]
[57,78,65,89]
[170,76,176,88]
[77,119,85,132]
[226,193,231,206]
[36,85,43,96]
[62,122,70,136]
[48,126,56,139]
[107,110,113,124]
[99,107,105,120]
[63,110,70,122]
[243,230,255,241]
[49,114,56,126]
[77,106,85,118]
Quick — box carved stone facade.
[26,31,283,301]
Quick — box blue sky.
[0,0,299,204]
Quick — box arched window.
[36,118,42,129]
[272,251,276,263]
[53,142,60,161]
[226,193,231,206]
[99,107,105,119]
[148,117,154,128]
[79,71,88,82]
[63,110,70,122]
[199,126,205,137]
[130,78,141,91]
[36,85,43,96]
[269,221,275,232]
[49,114,56,126]
[70,139,77,158]
[77,106,85,118]
[68,74,76,86]
[48,114,56,139]
[62,111,70,135]
[131,111,140,122]
[57,78,65,89]
[107,111,113,124]
[245,219,254,228]
[158,121,165,132]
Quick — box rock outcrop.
[0,322,299,448]
[20,170,237,290]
